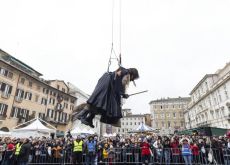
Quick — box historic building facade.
[116,109,149,135]
[184,62,230,129]
[150,97,190,134]
[0,49,77,134]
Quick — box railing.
[15,96,23,103]
[1,92,10,99]
[1,147,229,165]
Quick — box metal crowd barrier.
[1,147,229,165]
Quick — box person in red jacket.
[170,137,180,163]
[140,138,151,165]
[191,142,200,164]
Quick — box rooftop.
[149,97,191,104]
[0,49,42,77]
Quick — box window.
[173,113,176,118]
[57,85,60,90]
[161,122,164,127]
[65,103,68,109]
[181,121,184,127]
[0,103,8,116]
[39,113,45,119]
[28,81,33,87]
[130,122,132,125]
[11,107,20,118]
[62,88,65,92]
[20,78,25,84]
[47,109,52,118]
[24,92,32,100]
[0,83,12,95]
[134,122,136,125]
[0,68,9,77]
[16,89,24,98]
[41,98,47,105]
[168,121,171,128]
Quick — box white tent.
[103,133,116,137]
[129,123,155,133]
[0,131,11,137]
[70,127,95,137]
[12,118,56,138]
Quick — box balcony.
[55,104,64,111]
[0,114,7,120]
[1,92,10,99]
[15,96,23,103]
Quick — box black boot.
[75,109,89,120]
[81,112,95,128]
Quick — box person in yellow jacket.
[72,136,84,165]
[13,138,23,165]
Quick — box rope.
[107,0,122,72]
[119,0,122,66]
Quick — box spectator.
[140,138,151,165]
[181,138,192,165]
[2,139,14,165]
[162,137,171,165]
[190,142,199,164]
[85,136,97,165]
[170,136,180,164]
[72,136,84,165]
[18,138,31,165]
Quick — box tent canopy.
[0,130,11,137]
[129,123,155,133]
[12,118,56,133]
[70,127,95,135]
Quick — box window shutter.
[4,70,8,76]
[51,110,54,118]
[24,92,28,99]
[21,91,24,98]
[16,108,21,118]
[8,86,12,94]
[3,104,8,116]
[10,107,15,117]
[0,83,6,91]
[29,93,32,100]
[15,89,19,96]
[47,109,50,116]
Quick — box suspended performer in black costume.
[73,67,139,128]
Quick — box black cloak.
[87,67,129,124]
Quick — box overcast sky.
[0,0,230,114]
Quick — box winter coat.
[141,142,151,156]
[19,142,32,162]
[87,67,129,124]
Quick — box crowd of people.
[0,133,229,165]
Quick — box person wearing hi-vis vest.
[85,136,97,165]
[72,136,84,165]
[13,138,23,165]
